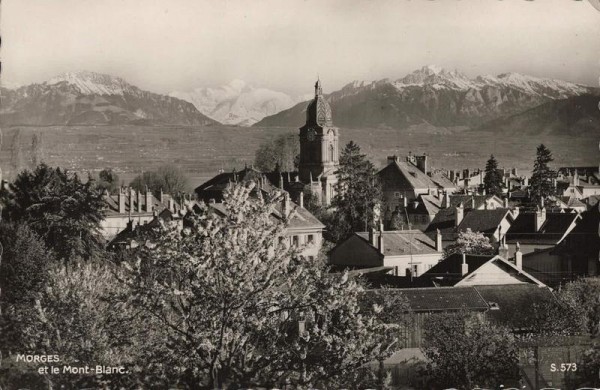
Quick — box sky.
[2,0,600,96]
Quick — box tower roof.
[305,79,333,127]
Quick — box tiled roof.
[378,161,439,190]
[425,208,511,239]
[506,212,579,244]
[458,208,511,234]
[429,173,456,189]
[475,285,556,330]
[103,190,183,216]
[425,208,457,237]
[449,194,503,210]
[420,254,496,286]
[209,199,324,230]
[195,167,280,202]
[390,287,490,312]
[356,230,439,256]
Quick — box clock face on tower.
[307,129,316,141]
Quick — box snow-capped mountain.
[0,71,218,126]
[170,80,304,126]
[255,65,596,129]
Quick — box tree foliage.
[3,163,105,261]
[0,222,54,306]
[95,168,120,194]
[130,164,190,196]
[121,182,401,388]
[254,133,300,172]
[483,154,503,196]
[2,261,146,389]
[330,141,382,242]
[558,277,600,337]
[423,312,520,389]
[530,144,556,203]
[443,228,495,258]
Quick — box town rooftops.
[355,230,439,257]
[208,197,324,231]
[506,211,580,245]
[420,253,545,287]
[194,167,279,202]
[448,194,503,210]
[103,189,183,217]
[425,207,512,240]
[377,160,440,190]
[385,287,490,312]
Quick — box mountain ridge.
[0,71,219,127]
[255,65,596,129]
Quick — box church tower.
[298,80,339,205]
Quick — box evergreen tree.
[330,141,382,242]
[483,154,503,196]
[530,144,556,203]
[5,163,105,262]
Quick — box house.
[557,169,600,199]
[329,228,443,278]
[419,252,546,287]
[505,207,580,257]
[546,196,587,213]
[378,155,455,225]
[100,187,185,241]
[447,194,506,210]
[209,190,325,259]
[387,192,444,231]
[425,203,514,248]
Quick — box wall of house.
[329,235,382,268]
[383,253,443,277]
[521,250,566,287]
[287,228,323,260]
[457,262,530,286]
[507,243,554,258]
[100,214,155,240]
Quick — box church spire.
[314,78,323,97]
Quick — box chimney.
[535,206,546,232]
[369,227,376,246]
[482,188,486,196]
[118,189,126,213]
[512,168,518,176]
[444,191,450,208]
[299,191,304,208]
[470,196,476,209]
[436,229,442,252]
[503,198,509,208]
[145,187,152,212]
[498,242,509,259]
[512,206,520,219]
[282,192,290,218]
[461,253,469,276]
[160,188,164,203]
[455,203,464,227]
[515,242,522,270]
[387,155,399,165]
[169,197,175,213]
[402,196,408,208]
[377,232,384,255]
[573,170,579,186]
[137,190,143,213]
[415,155,428,174]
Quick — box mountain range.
[1,67,598,136]
[255,65,598,132]
[170,80,308,126]
[0,71,218,126]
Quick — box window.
[329,144,335,161]
[307,234,314,244]
[394,192,401,198]
[292,236,299,246]
[412,264,419,277]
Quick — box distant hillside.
[478,94,600,136]
[255,65,595,129]
[170,79,308,126]
[0,71,219,126]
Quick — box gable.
[329,235,383,268]
[456,260,540,287]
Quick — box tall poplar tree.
[530,144,556,203]
[330,141,382,242]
